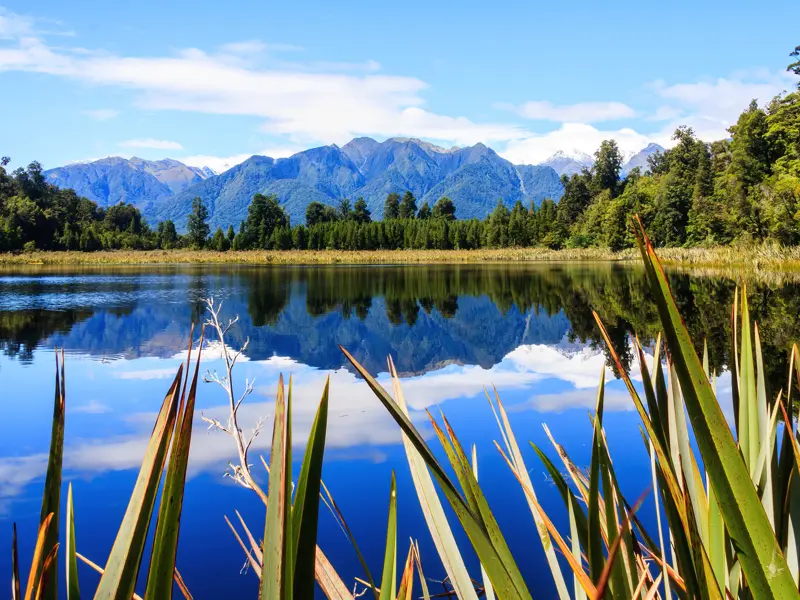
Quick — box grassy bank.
[3,245,800,269]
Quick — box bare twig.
[201,298,268,505]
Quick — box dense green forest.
[2,46,798,253]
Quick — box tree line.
[2,45,798,253]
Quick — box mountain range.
[45,157,216,210]
[44,138,663,231]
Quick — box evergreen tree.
[432,196,456,220]
[271,226,293,250]
[226,225,235,247]
[210,227,229,251]
[486,199,510,247]
[508,200,529,246]
[399,191,417,219]
[243,193,289,248]
[157,220,178,249]
[306,201,336,227]
[338,198,352,220]
[537,199,558,248]
[729,101,772,188]
[353,197,371,223]
[384,192,400,219]
[593,140,623,196]
[417,201,431,219]
[186,196,210,249]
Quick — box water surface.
[0,263,796,598]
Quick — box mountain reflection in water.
[1,263,799,389]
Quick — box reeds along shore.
[5,244,800,270]
[13,219,800,600]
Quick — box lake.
[1,262,797,598]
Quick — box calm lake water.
[0,262,797,598]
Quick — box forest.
[1,46,798,254]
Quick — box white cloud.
[522,389,633,413]
[1,8,794,167]
[73,400,111,414]
[219,40,301,55]
[113,367,178,380]
[651,72,790,118]
[0,10,523,149]
[180,153,252,173]
[501,122,656,165]
[180,146,303,173]
[647,106,684,122]
[219,40,268,55]
[119,138,184,150]
[83,108,119,121]
[646,71,795,142]
[504,100,636,123]
[0,8,33,39]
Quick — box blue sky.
[1,0,797,171]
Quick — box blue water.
[0,263,758,598]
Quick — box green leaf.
[471,448,496,600]
[66,484,80,600]
[668,364,709,545]
[379,472,397,600]
[707,477,727,595]
[36,351,66,600]
[93,366,183,600]
[588,369,606,583]
[487,390,569,599]
[144,331,203,600]
[632,216,800,600]
[568,499,587,600]
[739,285,759,473]
[388,358,478,600]
[438,413,532,598]
[291,377,329,600]
[530,442,589,554]
[595,313,701,597]
[260,375,292,600]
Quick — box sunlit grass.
[5,244,800,269]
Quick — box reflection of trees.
[286,263,800,388]
[0,309,94,362]
[245,269,292,327]
[5,264,800,394]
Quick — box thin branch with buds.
[200,297,268,505]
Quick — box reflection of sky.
[0,339,664,599]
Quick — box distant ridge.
[45,156,215,209]
[44,137,663,230]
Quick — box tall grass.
[5,244,800,269]
[13,217,800,599]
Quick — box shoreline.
[2,246,800,270]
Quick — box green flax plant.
[13,325,205,600]
[342,216,800,599]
